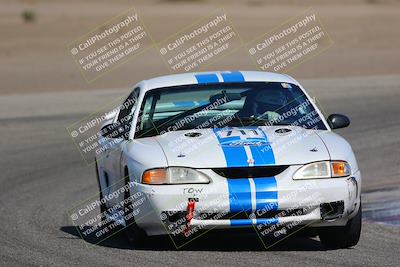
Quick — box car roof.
[138,71,300,93]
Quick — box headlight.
[142,167,210,185]
[293,161,351,180]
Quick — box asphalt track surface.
[0,75,399,266]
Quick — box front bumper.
[134,167,361,236]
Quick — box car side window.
[117,87,139,125]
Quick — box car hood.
[153,126,331,168]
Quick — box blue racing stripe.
[230,218,278,227]
[253,178,278,211]
[257,218,278,225]
[214,127,251,213]
[227,179,252,213]
[250,127,275,166]
[230,219,253,227]
[221,71,245,83]
[195,73,219,84]
[214,127,279,225]
[213,128,248,168]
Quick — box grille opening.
[212,166,289,178]
[198,208,307,220]
[321,201,344,220]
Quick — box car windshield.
[135,82,326,138]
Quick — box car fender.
[121,138,169,184]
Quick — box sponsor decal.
[220,139,270,147]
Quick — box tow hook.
[183,198,197,235]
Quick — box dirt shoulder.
[0,0,399,94]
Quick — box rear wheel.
[123,167,147,246]
[318,203,362,248]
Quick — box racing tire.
[123,168,147,247]
[95,160,107,215]
[94,161,119,242]
[318,203,362,249]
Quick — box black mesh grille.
[198,208,306,220]
[212,166,289,178]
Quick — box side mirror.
[327,114,350,129]
[100,123,128,139]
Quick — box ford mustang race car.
[95,71,361,248]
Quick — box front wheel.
[318,203,362,249]
[95,160,107,215]
[123,168,147,247]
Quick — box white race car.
[95,71,361,248]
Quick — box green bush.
[21,10,36,23]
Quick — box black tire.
[123,168,147,246]
[318,203,362,249]
[95,161,116,242]
[95,161,107,215]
